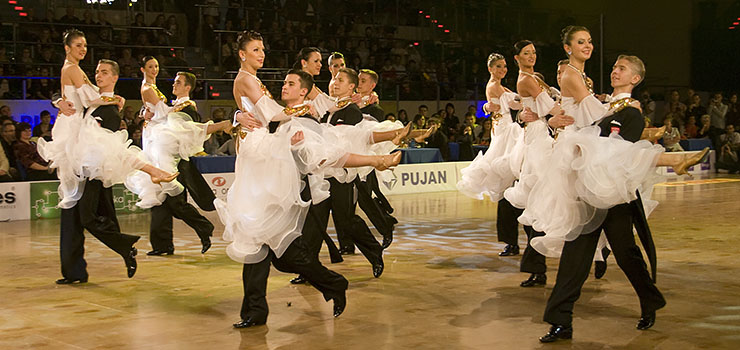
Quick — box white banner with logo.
[199,173,236,202]
[0,182,30,221]
[380,162,462,195]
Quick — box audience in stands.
[424,118,449,161]
[697,114,712,139]
[726,93,739,129]
[683,115,698,139]
[12,122,56,180]
[412,114,426,130]
[717,124,740,173]
[477,119,493,146]
[665,90,687,125]
[32,110,53,141]
[662,118,683,152]
[397,109,409,125]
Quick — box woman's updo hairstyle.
[63,29,85,46]
[236,30,263,51]
[561,25,590,46]
[487,53,505,68]
[292,47,321,70]
[140,55,156,68]
[512,40,534,66]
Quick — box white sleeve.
[149,100,172,124]
[76,85,101,109]
[572,94,609,128]
[310,92,335,118]
[533,90,557,118]
[254,95,287,123]
[499,91,518,112]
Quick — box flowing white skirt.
[215,119,324,264]
[38,112,146,208]
[457,120,524,201]
[503,119,553,208]
[125,112,211,208]
[522,126,664,257]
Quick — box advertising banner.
[381,162,460,195]
[28,181,145,220]
[0,182,30,221]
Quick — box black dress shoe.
[201,239,212,254]
[637,311,656,330]
[499,244,520,256]
[290,275,307,284]
[381,235,393,249]
[332,293,347,317]
[124,247,137,278]
[146,248,174,256]
[339,248,356,255]
[372,260,384,278]
[539,324,573,343]
[233,317,266,329]
[520,273,547,287]
[55,277,88,284]
[594,261,607,279]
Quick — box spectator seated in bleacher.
[32,110,54,141]
[12,122,56,181]
[717,124,740,173]
[662,118,684,152]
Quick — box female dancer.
[37,29,176,209]
[220,31,405,326]
[497,40,561,287]
[521,26,708,253]
[503,40,560,209]
[126,56,231,208]
[218,31,403,265]
[457,52,523,201]
[536,26,693,342]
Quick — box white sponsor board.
[0,182,30,221]
[200,173,236,201]
[380,162,461,195]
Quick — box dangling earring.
[567,51,572,55]
[240,56,246,62]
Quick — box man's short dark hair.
[287,69,314,91]
[419,104,428,110]
[338,67,358,88]
[40,110,51,118]
[177,71,197,90]
[359,69,378,84]
[98,59,119,76]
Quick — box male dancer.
[229,31,359,327]
[306,67,385,277]
[353,68,396,249]
[355,69,384,121]
[56,59,138,284]
[146,71,217,256]
[232,65,349,328]
[539,55,666,343]
[323,51,356,254]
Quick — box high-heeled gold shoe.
[152,172,180,184]
[392,123,413,145]
[641,125,666,142]
[376,151,402,171]
[673,147,709,176]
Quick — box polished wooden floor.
[1,175,740,349]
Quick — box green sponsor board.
[29,182,147,219]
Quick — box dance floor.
[1,175,739,349]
